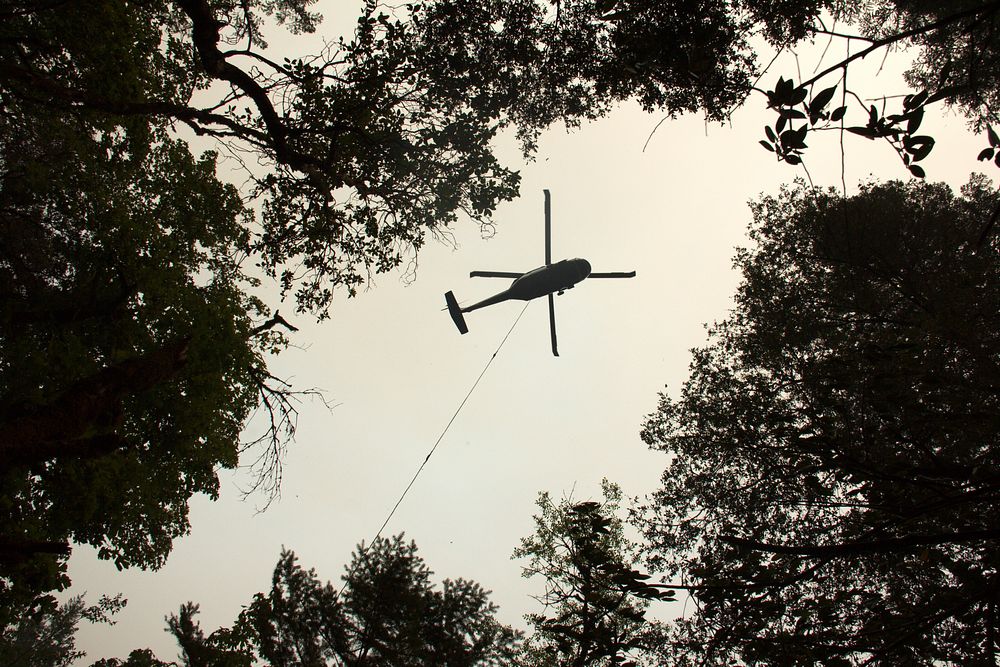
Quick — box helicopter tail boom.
[445,291,469,334]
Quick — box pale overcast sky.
[65,4,995,662]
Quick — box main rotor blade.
[548,292,558,357]
[588,271,637,278]
[544,189,552,266]
[470,271,524,278]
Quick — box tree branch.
[723,528,1000,557]
[0,60,271,146]
[174,0,313,172]
[800,1,1000,91]
[251,310,299,335]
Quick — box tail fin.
[445,291,468,334]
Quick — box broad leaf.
[809,86,837,116]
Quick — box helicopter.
[445,189,635,356]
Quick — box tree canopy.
[1,0,528,313]
[100,536,520,666]
[6,0,1000,658]
[9,0,1000,315]
[412,0,1000,174]
[0,108,273,603]
[2,0,307,608]
[514,481,674,666]
[0,593,124,667]
[640,176,1000,664]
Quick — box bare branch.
[238,366,333,510]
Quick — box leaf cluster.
[976,124,1000,168]
[760,77,845,165]
[845,91,938,177]
[0,4,312,613]
[0,105,274,595]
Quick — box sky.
[63,5,995,662]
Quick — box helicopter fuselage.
[461,258,592,313]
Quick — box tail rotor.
[445,291,468,334]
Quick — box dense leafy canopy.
[0,0,529,313]
[640,177,1000,664]
[1,0,301,607]
[10,0,1000,316]
[421,0,1000,177]
[414,0,1000,160]
[0,112,270,600]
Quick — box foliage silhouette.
[0,0,526,314]
[7,0,1000,643]
[101,536,520,666]
[514,481,673,666]
[413,0,1000,175]
[0,103,290,608]
[0,0,552,607]
[640,176,1000,664]
[0,593,125,667]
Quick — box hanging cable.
[339,301,532,593]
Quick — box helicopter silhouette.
[445,189,635,356]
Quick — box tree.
[238,537,521,665]
[411,0,1000,177]
[513,481,674,666]
[0,593,125,667]
[104,537,520,666]
[748,0,1000,175]
[13,0,999,316]
[639,176,1000,664]
[0,86,309,603]
[0,0,535,604]
[1,0,526,314]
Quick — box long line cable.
[340,301,532,592]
